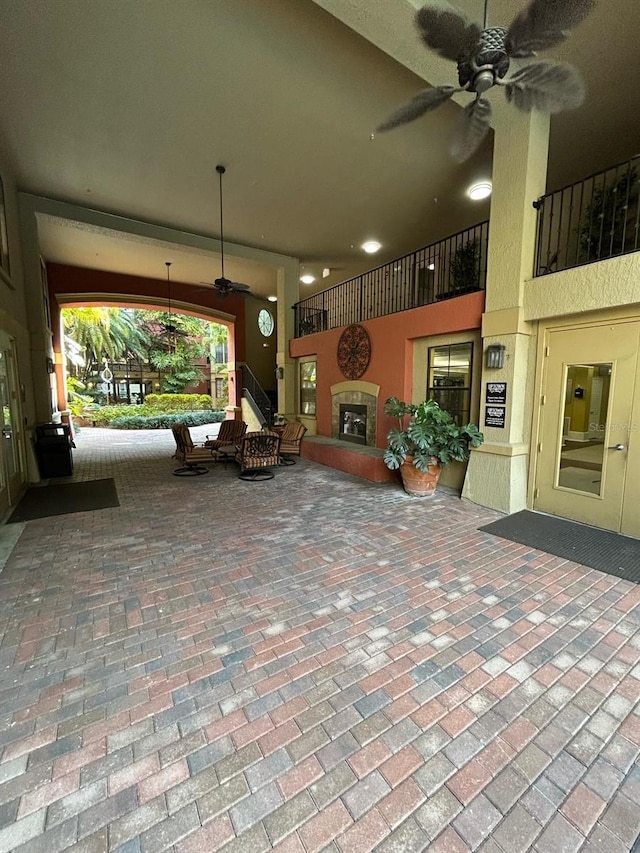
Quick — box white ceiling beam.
[311,0,475,109]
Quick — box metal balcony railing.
[293,221,489,337]
[534,154,640,277]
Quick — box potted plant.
[383,397,484,496]
[450,239,481,295]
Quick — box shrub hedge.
[88,394,215,426]
[110,411,225,430]
[144,394,212,411]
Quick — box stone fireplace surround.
[331,380,379,447]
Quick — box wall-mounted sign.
[485,406,506,428]
[485,382,507,405]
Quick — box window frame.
[427,341,474,426]
[299,360,317,416]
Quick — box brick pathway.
[0,427,639,852]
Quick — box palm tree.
[63,307,149,380]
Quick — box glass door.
[535,323,640,536]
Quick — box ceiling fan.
[201,165,252,299]
[376,0,595,162]
[159,261,188,345]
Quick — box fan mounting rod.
[216,164,226,280]
[165,261,172,314]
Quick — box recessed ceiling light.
[428,263,435,271]
[267,295,277,302]
[300,274,315,284]
[362,240,382,254]
[468,182,492,200]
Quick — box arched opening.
[46,263,253,427]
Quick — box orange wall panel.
[290,292,484,445]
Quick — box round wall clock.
[258,308,274,337]
[337,324,371,380]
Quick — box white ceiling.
[1,0,639,300]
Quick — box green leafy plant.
[578,167,638,262]
[450,239,481,293]
[65,376,94,417]
[383,397,483,472]
[110,411,224,430]
[144,393,212,412]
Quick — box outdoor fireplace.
[339,403,367,445]
[331,382,378,447]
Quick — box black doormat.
[479,510,640,583]
[7,478,119,523]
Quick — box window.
[427,342,473,425]
[300,361,317,415]
[214,341,228,363]
[258,308,274,337]
[215,377,225,399]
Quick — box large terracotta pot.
[399,455,442,497]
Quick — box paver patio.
[0,427,639,852]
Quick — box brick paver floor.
[0,426,639,852]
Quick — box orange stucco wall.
[289,291,484,446]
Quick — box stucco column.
[276,259,299,419]
[17,196,57,425]
[463,104,550,513]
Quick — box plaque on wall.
[485,406,506,428]
[485,382,507,405]
[337,324,371,380]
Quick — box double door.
[535,321,640,538]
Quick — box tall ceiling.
[0,0,638,300]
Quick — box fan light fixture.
[267,295,277,302]
[376,0,594,162]
[300,274,315,284]
[362,241,382,254]
[165,261,176,348]
[468,182,492,200]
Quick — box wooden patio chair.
[171,424,216,476]
[235,431,281,481]
[204,420,247,452]
[277,421,307,465]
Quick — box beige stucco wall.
[524,253,640,321]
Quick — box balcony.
[534,154,640,277]
[293,221,489,337]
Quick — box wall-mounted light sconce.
[46,357,55,374]
[275,366,284,380]
[485,344,506,369]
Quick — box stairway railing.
[239,364,274,426]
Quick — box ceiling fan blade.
[230,282,251,293]
[506,0,595,58]
[450,96,491,163]
[504,62,586,112]
[377,86,458,132]
[415,6,481,62]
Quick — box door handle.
[607,443,626,451]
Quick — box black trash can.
[35,423,74,478]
